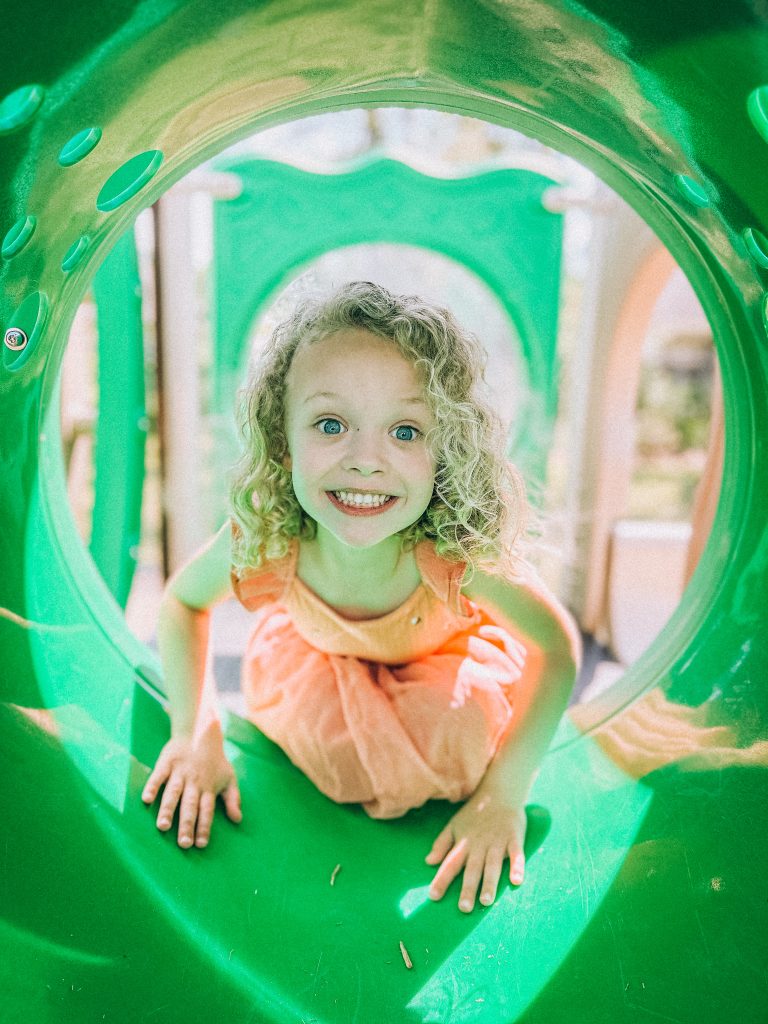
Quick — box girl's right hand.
[141,720,242,849]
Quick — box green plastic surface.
[212,157,563,487]
[61,234,90,273]
[2,290,48,372]
[89,228,147,608]
[1,2,767,1022]
[2,214,37,259]
[58,127,103,168]
[0,83,45,133]
[96,150,164,213]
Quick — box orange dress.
[231,534,525,819]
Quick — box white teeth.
[333,490,393,508]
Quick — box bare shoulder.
[461,563,582,664]
[165,520,235,611]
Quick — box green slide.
[1,2,766,1022]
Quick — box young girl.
[141,281,581,913]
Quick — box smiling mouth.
[326,490,399,516]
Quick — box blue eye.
[316,418,345,435]
[393,425,419,442]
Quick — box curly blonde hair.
[229,281,529,579]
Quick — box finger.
[156,772,185,831]
[142,760,170,804]
[509,846,526,886]
[195,792,217,848]
[479,846,505,906]
[510,643,526,670]
[177,784,201,849]
[223,781,243,823]
[458,852,486,913]
[428,837,467,900]
[425,824,454,865]
[499,636,526,670]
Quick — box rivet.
[410,615,421,626]
[4,327,28,351]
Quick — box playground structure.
[2,3,767,1022]
[61,143,716,681]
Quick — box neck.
[310,525,405,584]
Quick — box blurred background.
[59,107,720,712]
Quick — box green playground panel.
[1,2,767,1022]
[211,156,564,487]
[89,227,147,609]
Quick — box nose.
[342,429,385,477]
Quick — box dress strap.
[230,523,298,612]
[414,540,468,616]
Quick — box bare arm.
[427,566,581,911]
[142,521,243,847]
[156,520,235,738]
[461,566,582,803]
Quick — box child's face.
[283,328,437,550]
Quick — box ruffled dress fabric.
[231,533,525,819]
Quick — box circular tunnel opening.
[51,105,726,748]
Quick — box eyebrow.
[303,390,428,407]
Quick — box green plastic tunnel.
[1,2,767,1022]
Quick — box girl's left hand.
[426,788,527,912]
